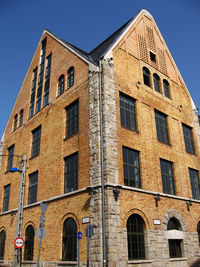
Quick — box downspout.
[99,59,106,266]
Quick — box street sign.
[14,237,24,248]
[85,224,94,239]
[36,228,46,239]
[77,232,82,240]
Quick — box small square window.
[150,51,156,63]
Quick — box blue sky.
[0,0,200,139]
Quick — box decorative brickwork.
[138,34,148,63]
[158,48,168,75]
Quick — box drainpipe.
[99,59,106,267]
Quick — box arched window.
[163,79,170,98]
[127,214,145,260]
[167,217,182,258]
[153,73,161,93]
[67,67,74,89]
[143,67,151,87]
[24,225,35,261]
[13,114,18,131]
[19,109,24,127]
[62,217,77,261]
[197,222,200,246]
[58,75,65,96]
[0,230,6,260]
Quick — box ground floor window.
[62,217,77,261]
[168,239,182,258]
[127,214,145,260]
[24,225,35,260]
[0,230,6,260]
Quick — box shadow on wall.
[190,259,200,267]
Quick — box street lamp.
[8,154,26,267]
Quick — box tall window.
[182,124,195,154]
[120,93,137,131]
[43,54,52,107]
[66,100,79,138]
[13,114,18,131]
[123,147,141,188]
[127,214,145,260]
[7,144,14,171]
[143,67,151,87]
[31,126,41,157]
[64,153,78,193]
[3,184,11,212]
[153,73,161,93]
[0,230,6,260]
[189,168,200,200]
[58,75,65,96]
[62,218,77,261]
[24,225,35,260]
[30,67,38,118]
[197,222,200,246]
[67,67,74,89]
[36,38,46,113]
[155,110,169,144]
[19,109,24,127]
[163,79,170,98]
[28,171,38,204]
[160,159,175,195]
[167,217,182,258]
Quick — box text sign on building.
[153,219,161,225]
[82,217,90,224]
[14,237,24,248]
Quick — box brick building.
[0,9,200,267]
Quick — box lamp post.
[8,154,26,267]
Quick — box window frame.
[62,217,77,261]
[153,73,161,93]
[167,218,182,258]
[182,124,195,154]
[127,214,146,260]
[64,153,78,193]
[65,100,79,138]
[19,109,24,127]
[120,93,137,132]
[142,67,151,87]
[7,144,14,171]
[189,168,200,200]
[155,110,170,144]
[163,79,170,98]
[43,54,52,107]
[160,159,175,195]
[67,66,74,89]
[122,146,141,188]
[31,126,41,158]
[28,171,38,204]
[58,74,65,96]
[24,225,35,261]
[3,184,11,212]
[0,230,6,260]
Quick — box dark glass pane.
[24,226,34,260]
[143,67,151,87]
[120,94,137,131]
[19,110,24,127]
[163,79,170,98]
[67,67,74,89]
[153,74,161,93]
[169,240,182,258]
[182,124,195,154]
[0,231,6,260]
[167,218,181,230]
[64,153,78,193]
[123,147,141,188]
[7,145,14,170]
[3,185,10,212]
[28,172,38,204]
[62,218,77,261]
[155,110,169,144]
[189,169,200,200]
[31,127,41,157]
[127,214,145,260]
[66,101,79,138]
[160,159,175,195]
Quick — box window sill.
[58,261,77,265]
[157,140,171,146]
[63,132,78,141]
[128,259,153,264]
[22,261,37,264]
[29,154,40,160]
[169,258,187,262]
[121,126,139,134]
